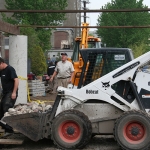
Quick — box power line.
[17,25,150,28]
[0,8,150,13]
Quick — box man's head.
[0,57,5,70]
[61,52,68,62]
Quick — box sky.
[85,0,150,31]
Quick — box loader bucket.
[2,94,62,141]
[2,112,48,141]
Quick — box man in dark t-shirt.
[47,62,55,76]
[47,61,58,93]
[0,58,19,119]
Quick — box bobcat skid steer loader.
[51,51,150,150]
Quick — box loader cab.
[75,48,133,88]
[72,38,101,62]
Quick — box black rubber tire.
[51,110,92,150]
[114,110,150,150]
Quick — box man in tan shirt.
[50,52,74,91]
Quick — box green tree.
[97,0,150,48]
[30,46,47,75]
[20,27,39,58]
[129,42,148,58]
[36,29,52,51]
[2,0,67,51]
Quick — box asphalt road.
[0,134,121,150]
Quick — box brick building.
[50,0,81,50]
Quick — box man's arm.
[50,71,57,82]
[12,78,19,99]
[69,63,75,83]
[69,71,74,83]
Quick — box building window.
[5,38,9,46]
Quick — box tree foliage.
[3,0,67,51]
[30,46,47,75]
[97,0,150,48]
[4,0,67,26]
[129,42,148,58]
[36,29,52,51]
[20,27,39,58]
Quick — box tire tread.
[114,110,150,150]
[51,109,92,150]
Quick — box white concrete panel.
[9,35,27,104]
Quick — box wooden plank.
[37,87,45,89]
[28,80,38,83]
[31,87,45,89]
[28,86,45,89]
[31,93,45,96]
[30,91,45,93]
[0,20,20,35]
[32,92,46,97]
[0,139,24,145]
[28,85,45,88]
[31,89,45,91]
[28,86,36,88]
[28,80,44,84]
[28,83,37,86]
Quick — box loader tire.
[114,110,150,150]
[51,110,92,150]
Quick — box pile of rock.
[4,102,52,117]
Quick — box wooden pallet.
[30,92,46,97]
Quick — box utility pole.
[82,0,90,23]
[83,1,87,23]
[81,0,90,49]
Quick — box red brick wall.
[5,49,9,59]
[54,31,68,49]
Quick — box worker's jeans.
[0,92,17,119]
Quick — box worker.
[0,58,19,119]
[51,55,56,65]
[47,61,58,93]
[50,52,74,90]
